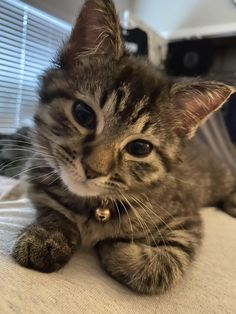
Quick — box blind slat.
[0,12,24,28]
[27,15,71,34]
[0,34,59,55]
[26,31,64,48]
[0,48,21,59]
[0,54,22,64]
[0,42,23,54]
[0,98,35,104]
[1,0,71,30]
[0,66,41,78]
[1,43,54,65]
[0,82,36,90]
[0,86,38,96]
[0,32,23,44]
[0,0,70,132]
[0,75,36,85]
[0,110,18,115]
[0,2,24,17]
[0,22,23,36]
[0,119,17,123]
[0,97,18,103]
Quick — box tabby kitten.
[12,0,236,294]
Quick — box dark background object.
[166,39,214,76]
[223,93,236,143]
[122,27,148,57]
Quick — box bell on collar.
[95,200,111,223]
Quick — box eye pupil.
[126,140,153,157]
[72,101,96,129]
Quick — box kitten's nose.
[83,163,101,179]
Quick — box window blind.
[0,0,71,133]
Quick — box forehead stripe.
[154,146,172,172]
[100,90,108,108]
[114,88,125,114]
[141,120,152,133]
[130,107,149,124]
[40,89,72,104]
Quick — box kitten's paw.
[13,225,73,272]
[98,241,187,295]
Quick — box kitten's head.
[34,0,234,198]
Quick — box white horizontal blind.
[0,0,71,133]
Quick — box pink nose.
[83,164,101,179]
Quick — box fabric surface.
[0,176,235,314]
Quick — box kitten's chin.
[60,170,102,197]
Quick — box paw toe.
[13,226,72,272]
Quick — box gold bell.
[95,207,111,223]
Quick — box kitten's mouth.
[60,169,105,197]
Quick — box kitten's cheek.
[59,167,99,197]
[60,171,102,197]
[60,167,86,185]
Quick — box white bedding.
[0,176,235,314]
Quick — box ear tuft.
[170,81,235,139]
[60,0,124,68]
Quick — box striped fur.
[12,0,236,294]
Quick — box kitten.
[12,0,236,294]
[0,127,32,178]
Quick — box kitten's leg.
[13,209,80,272]
[222,192,236,217]
[97,215,202,294]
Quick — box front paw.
[98,241,190,294]
[13,225,74,272]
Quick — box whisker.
[0,147,52,158]
[0,139,46,150]
[139,194,175,232]
[122,194,158,247]
[39,170,58,184]
[109,197,122,239]
[0,156,47,172]
[118,197,134,243]
[0,159,50,174]
[28,171,56,182]
[131,196,164,247]
[10,165,53,180]
[131,195,176,268]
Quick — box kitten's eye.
[125,140,153,157]
[72,100,96,130]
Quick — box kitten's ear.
[170,81,235,139]
[60,0,124,67]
